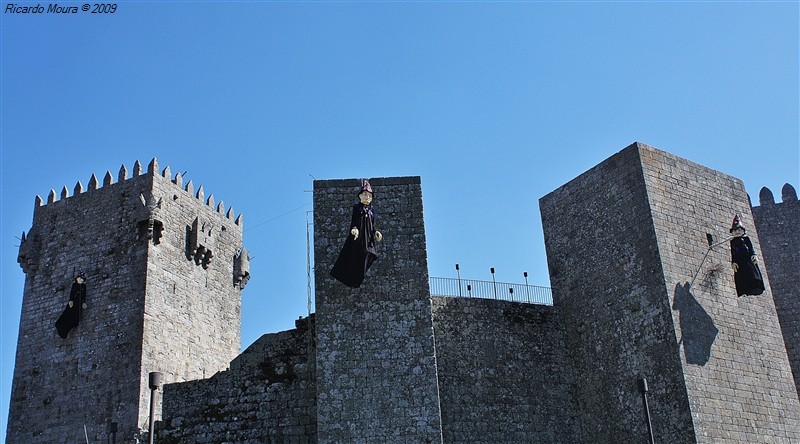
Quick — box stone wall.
[431,297,579,443]
[540,142,800,442]
[313,177,443,443]
[639,146,800,441]
[540,143,694,443]
[10,149,800,444]
[8,167,151,443]
[752,183,800,397]
[140,161,244,427]
[7,160,245,443]
[159,316,316,443]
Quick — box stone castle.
[6,142,799,443]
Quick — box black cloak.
[730,235,765,296]
[330,202,378,288]
[55,281,87,339]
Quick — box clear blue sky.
[1,1,797,437]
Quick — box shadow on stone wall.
[672,283,718,366]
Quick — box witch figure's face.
[732,227,745,237]
[76,275,85,284]
[359,191,373,205]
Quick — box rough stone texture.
[541,144,694,443]
[9,148,800,443]
[752,184,800,397]
[431,297,579,443]
[159,316,316,443]
[541,142,800,443]
[639,146,800,442]
[7,162,244,443]
[313,177,444,443]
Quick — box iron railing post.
[641,377,655,444]
[490,268,497,299]
[524,272,530,303]
[456,264,462,298]
[427,277,552,305]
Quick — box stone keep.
[752,183,800,396]
[540,143,800,443]
[313,177,444,443]
[8,160,246,443]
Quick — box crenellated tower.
[7,159,248,443]
[752,183,800,396]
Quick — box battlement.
[9,146,799,443]
[9,157,248,442]
[752,182,800,397]
[30,157,244,226]
[757,183,798,206]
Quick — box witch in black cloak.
[55,273,87,338]
[729,214,765,296]
[330,180,382,288]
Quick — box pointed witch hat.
[729,214,745,233]
[358,179,374,196]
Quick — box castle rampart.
[159,295,579,443]
[159,316,316,443]
[431,297,578,442]
[9,145,799,443]
[752,183,800,396]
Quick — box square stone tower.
[313,177,443,443]
[8,160,246,443]
[540,143,800,442]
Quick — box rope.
[689,235,733,288]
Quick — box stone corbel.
[234,247,251,289]
[188,217,214,269]
[137,193,164,244]
[17,230,39,274]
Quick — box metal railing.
[429,277,553,305]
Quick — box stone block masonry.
[541,144,694,443]
[313,177,444,443]
[159,316,316,443]
[7,159,246,443]
[639,146,800,442]
[753,184,800,397]
[10,146,800,443]
[540,142,800,443]
[431,297,579,443]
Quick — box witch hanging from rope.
[330,179,382,288]
[729,214,765,296]
[55,272,88,338]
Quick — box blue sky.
[1,1,798,437]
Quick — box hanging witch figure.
[729,214,765,296]
[330,179,383,288]
[55,273,87,339]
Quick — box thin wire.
[244,202,311,232]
